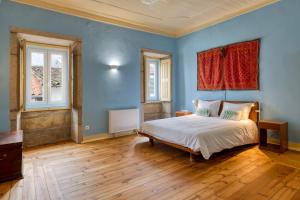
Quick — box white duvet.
[141,114,258,160]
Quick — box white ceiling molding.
[11,0,279,38]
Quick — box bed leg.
[190,153,196,162]
[149,138,154,146]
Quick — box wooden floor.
[1,135,300,200]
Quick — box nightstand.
[258,120,288,153]
[176,111,193,117]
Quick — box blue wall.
[176,0,300,142]
[0,0,176,135]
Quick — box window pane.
[148,62,157,100]
[50,53,65,103]
[31,52,45,102]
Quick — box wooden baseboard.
[82,131,136,143]
[268,137,300,152]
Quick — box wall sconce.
[110,65,119,71]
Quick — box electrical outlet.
[85,125,90,130]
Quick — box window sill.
[144,101,172,104]
[22,107,71,113]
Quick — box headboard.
[219,101,259,124]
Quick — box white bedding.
[141,114,258,160]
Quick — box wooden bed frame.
[138,101,259,162]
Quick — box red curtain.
[197,39,259,90]
[197,48,223,90]
[223,40,259,90]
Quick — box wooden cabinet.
[258,120,288,153]
[175,111,193,117]
[0,131,23,182]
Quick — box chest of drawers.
[0,131,23,182]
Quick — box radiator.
[108,108,140,134]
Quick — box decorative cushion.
[195,100,221,117]
[220,110,241,121]
[196,108,210,117]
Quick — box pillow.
[220,110,242,121]
[196,108,210,117]
[196,100,221,117]
[221,102,253,120]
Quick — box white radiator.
[108,108,140,134]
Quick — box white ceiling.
[12,0,279,37]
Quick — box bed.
[138,101,259,161]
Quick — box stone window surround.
[9,27,83,147]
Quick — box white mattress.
[141,114,258,160]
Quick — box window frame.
[24,42,70,111]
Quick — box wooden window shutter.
[160,58,171,101]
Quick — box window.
[146,59,159,101]
[145,57,171,102]
[25,44,69,110]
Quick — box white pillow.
[220,102,253,120]
[196,100,221,117]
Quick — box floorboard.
[0,135,300,200]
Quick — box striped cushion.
[196,108,210,117]
[220,110,241,120]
